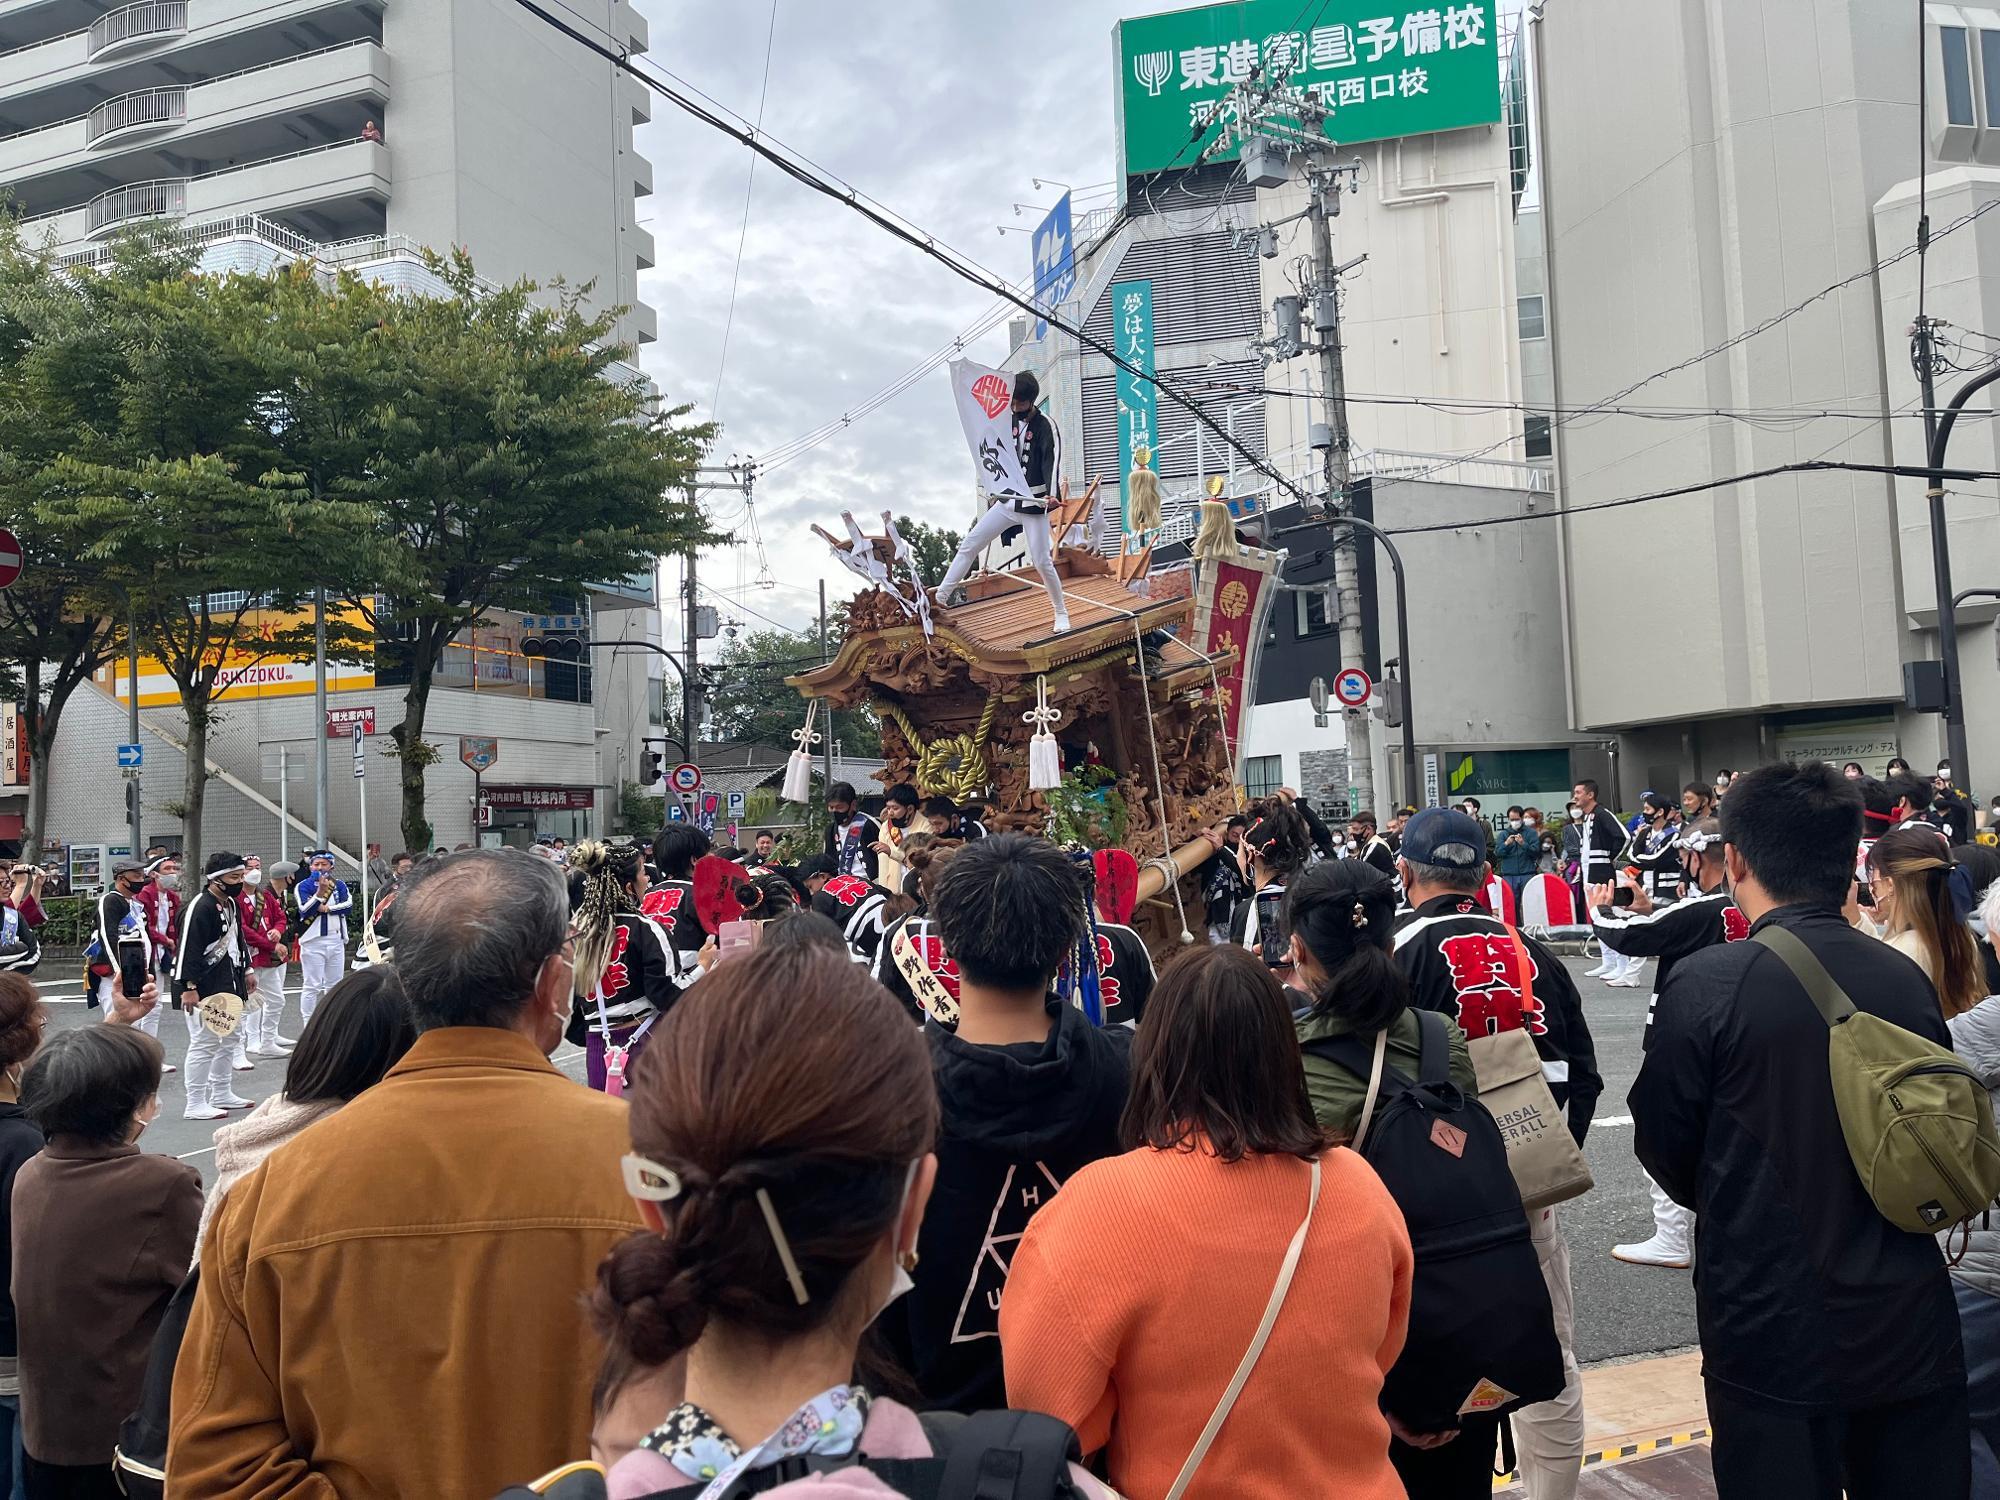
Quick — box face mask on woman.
[1566,805,1580,820]
[244,869,262,887]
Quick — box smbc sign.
[1115,0,1501,175]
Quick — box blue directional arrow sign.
[116,743,142,769]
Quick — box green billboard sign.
[1115,0,1502,176]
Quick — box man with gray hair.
[170,849,643,1500]
[1390,806,1599,1500]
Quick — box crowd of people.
[0,755,1994,1498]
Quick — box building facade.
[1533,0,2000,797]
[1,0,666,873]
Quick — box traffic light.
[640,746,665,786]
[521,635,585,661]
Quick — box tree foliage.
[327,255,713,851]
[703,624,879,756]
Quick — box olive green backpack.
[1757,925,2000,1234]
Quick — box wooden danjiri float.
[788,480,1285,956]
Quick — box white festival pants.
[1512,1205,1584,1500]
[182,1007,236,1110]
[261,960,294,1040]
[299,936,344,1023]
[1645,1169,1694,1256]
[939,502,1067,629]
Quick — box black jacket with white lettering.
[567,910,683,1043]
[1393,893,1601,1142]
[823,811,882,882]
[881,998,1131,1414]
[172,887,244,1003]
[1589,887,1749,1048]
[810,874,894,965]
[1629,905,1963,1409]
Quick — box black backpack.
[494,1409,1085,1500]
[113,1265,201,1499]
[1302,1010,1564,1433]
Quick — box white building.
[2,0,668,871]
[1533,0,2000,796]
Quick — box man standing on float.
[936,370,1069,635]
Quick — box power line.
[1372,458,2000,538]
[1173,379,1939,425]
[709,0,778,428]
[508,0,1316,509]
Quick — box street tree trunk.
[179,689,210,885]
[20,651,103,867]
[391,618,452,854]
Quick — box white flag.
[949,360,1033,501]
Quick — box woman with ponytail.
[1228,797,1317,975]
[1863,825,1985,1019]
[587,945,1109,1498]
[1285,861,1478,1141]
[569,839,687,1092]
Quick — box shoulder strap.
[935,1409,1079,1500]
[1503,925,1537,1020]
[1162,1157,1322,1500]
[1411,1007,1448,1086]
[891,923,960,1026]
[1753,925,1856,1027]
[1353,1030,1389,1148]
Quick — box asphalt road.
[27,953,1697,1367]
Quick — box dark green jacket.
[1296,1004,1479,1143]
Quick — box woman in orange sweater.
[1001,944,1413,1500]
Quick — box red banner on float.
[1191,548,1281,762]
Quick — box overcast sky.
[630,1,1157,647]
[629,0,1524,652]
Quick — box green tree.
[0,226,134,860]
[329,255,712,853]
[895,516,961,585]
[703,625,878,755]
[39,256,380,882]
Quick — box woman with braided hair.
[569,839,683,1093]
[582,945,1110,1498]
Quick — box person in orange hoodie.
[1001,943,1413,1500]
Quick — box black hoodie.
[884,997,1132,1413]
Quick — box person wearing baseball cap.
[1392,805,1599,1496]
[171,853,254,1121]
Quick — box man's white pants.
[299,937,344,1023]
[182,1008,235,1111]
[1512,1205,1584,1500]
[939,502,1067,630]
[255,961,293,1044]
[1646,1170,1694,1256]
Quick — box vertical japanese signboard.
[1115,0,1501,176]
[1030,192,1075,342]
[1111,279,1155,534]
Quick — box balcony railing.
[85,85,185,145]
[85,177,186,237]
[87,0,188,60]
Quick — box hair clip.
[756,1187,811,1306]
[1350,899,1369,929]
[620,1153,683,1202]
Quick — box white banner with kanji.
[948,360,1033,501]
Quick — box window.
[1944,25,1976,127]
[1982,29,2000,125]
[1525,415,1552,459]
[1295,586,1335,638]
[1244,754,1284,798]
[1517,294,1546,341]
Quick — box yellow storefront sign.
[94,606,375,709]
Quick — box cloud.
[631,0,1147,638]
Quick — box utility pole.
[819,579,834,792]
[126,605,143,857]
[682,549,699,767]
[312,586,328,848]
[1306,166,1374,815]
[1913,314,2000,789]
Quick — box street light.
[520,635,692,763]
[1918,356,2000,791]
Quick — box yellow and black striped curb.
[1493,1426,1711,1489]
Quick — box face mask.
[129,1095,160,1143]
[1508,819,1523,831]
[1940,769,1954,783]
[157,872,177,890]
[244,869,262,887]
[1344,838,1358,851]
[1566,806,1579,819]
[868,1160,925,1329]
